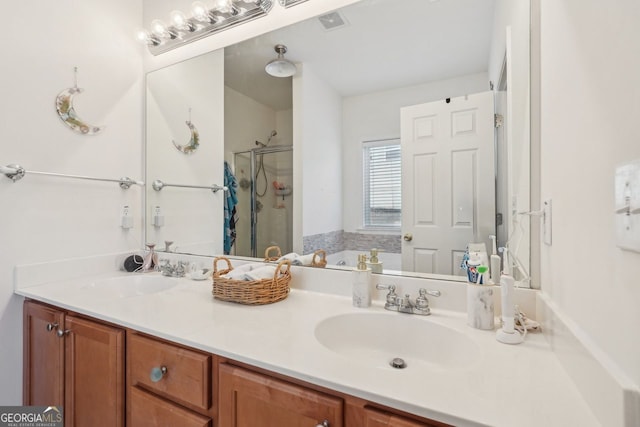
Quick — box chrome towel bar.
[152,179,227,193]
[1,164,144,189]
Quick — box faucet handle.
[414,288,439,315]
[421,288,441,297]
[376,284,396,292]
[376,284,398,310]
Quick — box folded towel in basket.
[244,265,278,281]
[296,253,316,266]
[277,252,301,264]
[222,263,257,280]
[277,252,318,266]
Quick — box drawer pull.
[56,329,70,338]
[315,421,329,427]
[150,366,168,383]
[46,323,59,332]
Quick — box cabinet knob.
[56,329,70,338]
[315,421,329,427]
[150,366,168,383]
[46,323,59,332]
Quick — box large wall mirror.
[145,0,532,284]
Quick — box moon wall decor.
[55,68,104,135]
[172,109,200,154]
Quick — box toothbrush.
[489,235,501,284]
[476,265,488,285]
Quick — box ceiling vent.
[317,11,348,31]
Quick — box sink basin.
[314,312,480,369]
[80,275,177,298]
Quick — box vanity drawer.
[129,386,211,427]
[128,333,211,411]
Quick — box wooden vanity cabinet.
[126,332,214,427]
[362,407,447,427]
[23,300,125,427]
[25,300,450,427]
[218,363,343,427]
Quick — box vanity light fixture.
[278,0,310,7]
[265,44,297,77]
[138,0,274,56]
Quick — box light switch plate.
[615,160,640,253]
[543,199,552,246]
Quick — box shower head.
[255,131,277,148]
[267,130,277,145]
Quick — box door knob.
[403,233,413,242]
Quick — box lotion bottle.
[353,254,372,308]
[496,248,523,344]
[367,248,383,273]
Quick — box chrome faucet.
[376,285,440,316]
[159,259,186,277]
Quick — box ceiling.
[224,0,496,111]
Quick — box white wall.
[540,0,640,393]
[0,0,144,404]
[342,73,489,232]
[293,64,343,251]
[146,50,224,255]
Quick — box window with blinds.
[362,139,401,229]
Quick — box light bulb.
[213,0,234,13]
[192,1,215,23]
[151,19,168,37]
[170,10,195,31]
[135,29,160,46]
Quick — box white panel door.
[401,92,495,275]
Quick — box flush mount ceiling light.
[137,0,273,56]
[265,44,297,78]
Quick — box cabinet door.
[23,301,64,406]
[64,315,124,427]
[364,407,443,427]
[129,386,211,427]
[219,364,343,427]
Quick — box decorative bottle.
[352,254,372,308]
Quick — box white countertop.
[15,270,599,427]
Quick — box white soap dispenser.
[352,254,372,308]
[367,248,383,273]
[496,248,523,344]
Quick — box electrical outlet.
[152,205,164,227]
[121,205,133,229]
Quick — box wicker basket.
[311,249,327,268]
[212,257,291,305]
[264,246,282,262]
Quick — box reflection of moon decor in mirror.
[55,67,103,135]
[172,108,200,154]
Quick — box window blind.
[363,139,401,228]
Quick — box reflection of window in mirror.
[362,138,401,230]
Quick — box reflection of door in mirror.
[401,92,495,277]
